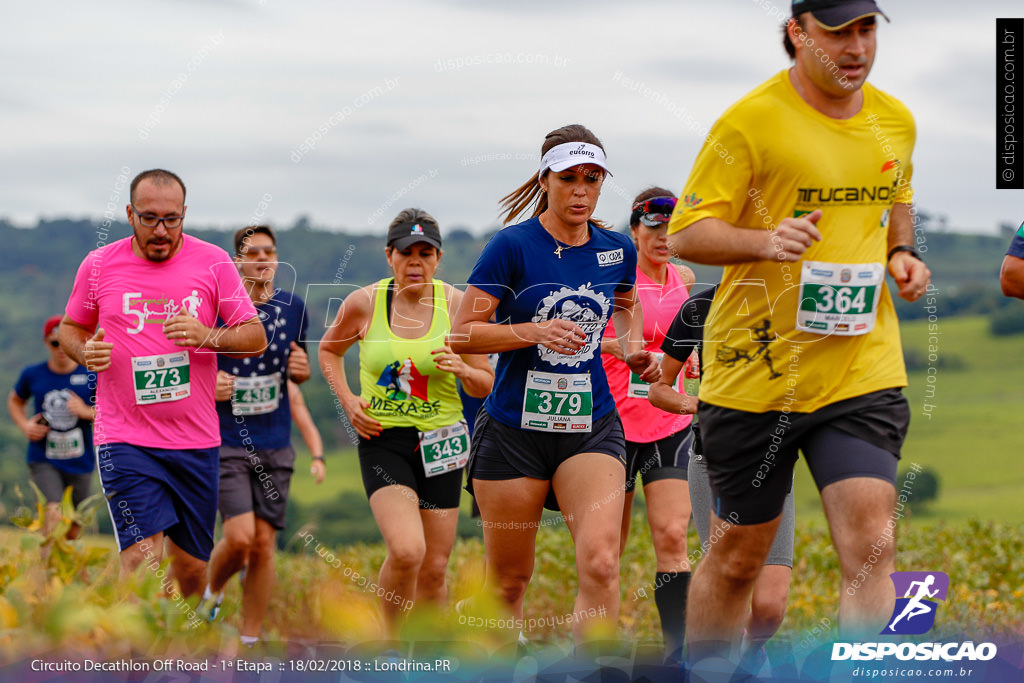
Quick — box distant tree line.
[0,217,1020,532]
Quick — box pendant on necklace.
[554,246,563,259]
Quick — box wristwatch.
[887,245,922,263]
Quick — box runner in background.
[60,168,265,596]
[651,285,794,674]
[600,188,694,662]
[319,209,493,636]
[451,124,659,650]
[999,220,1024,298]
[202,225,318,648]
[8,315,96,539]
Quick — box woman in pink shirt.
[601,187,697,662]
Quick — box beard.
[135,229,182,262]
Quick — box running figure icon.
[888,574,939,631]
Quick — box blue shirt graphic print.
[13,362,96,474]
[467,218,637,428]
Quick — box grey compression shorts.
[687,433,795,568]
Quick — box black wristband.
[312,455,324,461]
[887,245,922,263]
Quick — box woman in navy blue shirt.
[452,124,659,648]
[8,316,95,539]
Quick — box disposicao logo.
[882,571,948,635]
[832,571,998,663]
[682,192,702,208]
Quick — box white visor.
[538,142,613,180]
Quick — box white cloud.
[0,0,1019,234]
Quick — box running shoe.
[199,589,224,623]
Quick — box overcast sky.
[2,1,1021,235]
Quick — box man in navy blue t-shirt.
[7,316,95,538]
[201,225,317,646]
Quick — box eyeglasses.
[632,196,678,227]
[131,204,185,229]
[48,340,60,348]
[240,245,277,257]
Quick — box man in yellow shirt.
[667,0,931,662]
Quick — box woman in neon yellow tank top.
[318,209,494,636]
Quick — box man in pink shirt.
[60,169,266,597]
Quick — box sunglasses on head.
[632,196,678,227]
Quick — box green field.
[2,517,1020,660]
[791,315,1024,524]
[3,315,1022,663]
[288,447,363,505]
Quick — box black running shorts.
[467,407,626,510]
[698,388,909,525]
[358,426,463,510]
[623,428,693,493]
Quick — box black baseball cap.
[791,0,889,30]
[387,220,442,251]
